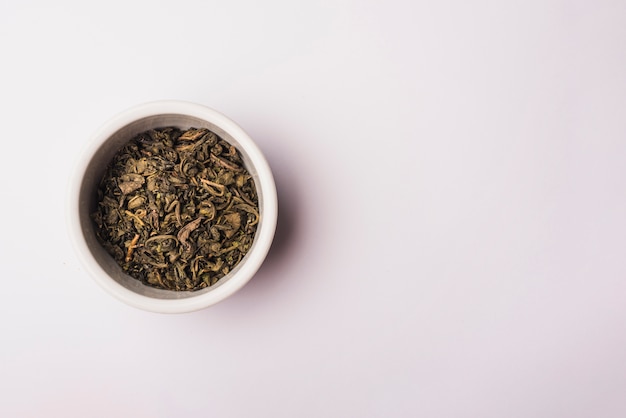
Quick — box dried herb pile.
[92,127,259,291]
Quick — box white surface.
[1,1,625,417]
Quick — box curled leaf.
[177,217,203,251]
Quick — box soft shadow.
[257,151,299,274]
[247,128,301,283]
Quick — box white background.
[1,1,625,417]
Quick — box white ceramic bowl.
[68,101,277,313]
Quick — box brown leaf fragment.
[177,217,203,250]
[223,212,241,238]
[118,174,145,194]
[210,154,242,171]
[178,128,207,141]
[125,234,140,262]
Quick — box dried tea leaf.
[178,128,207,141]
[91,127,259,291]
[223,212,241,238]
[119,178,144,194]
[177,217,203,247]
[127,195,146,210]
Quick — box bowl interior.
[78,114,266,300]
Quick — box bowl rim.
[67,100,278,313]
